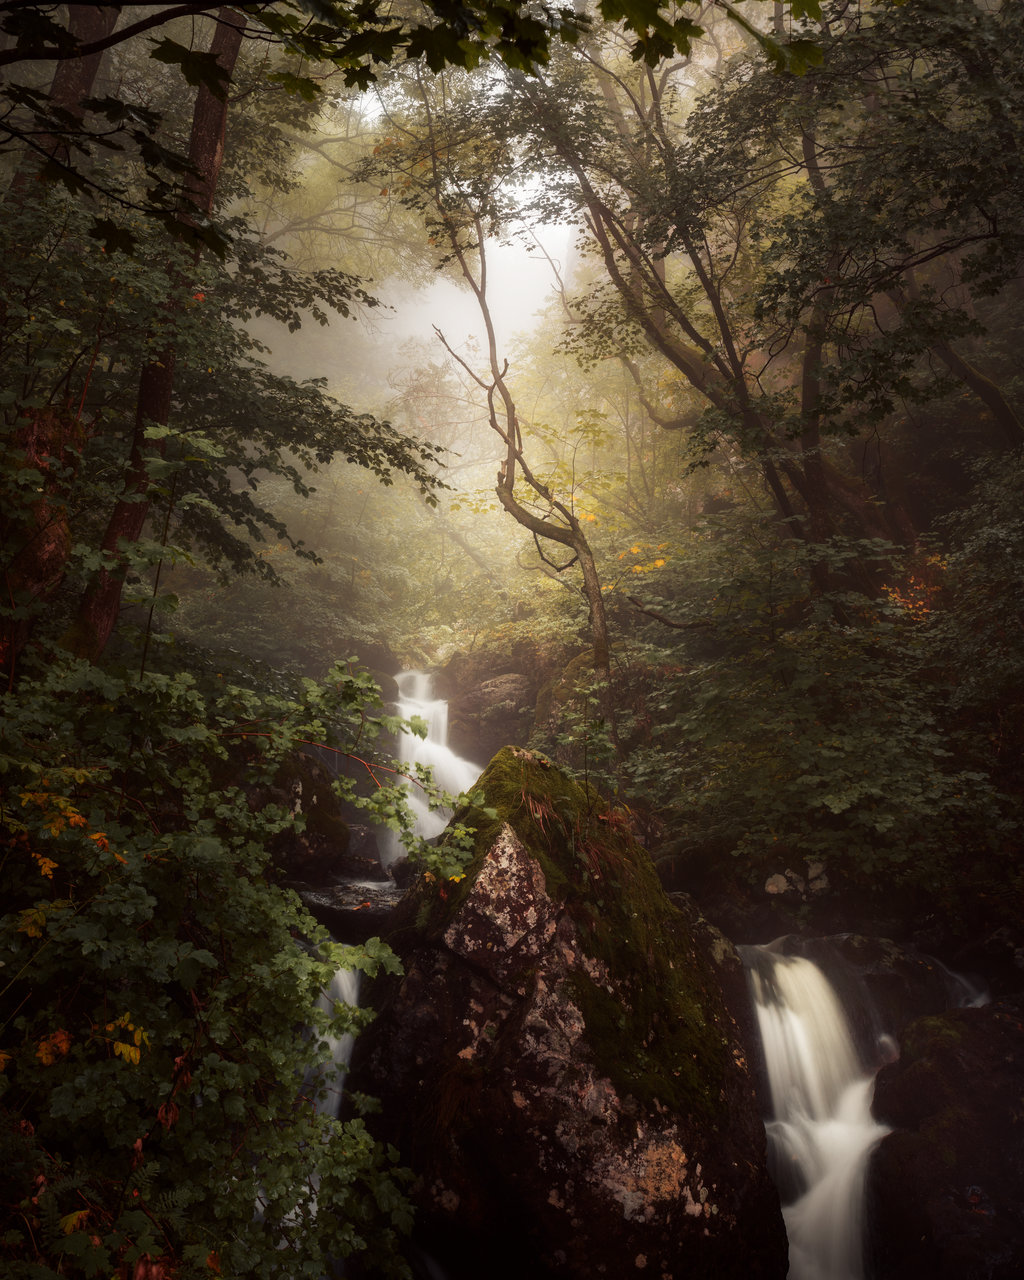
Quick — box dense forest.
[1,2,1022,1277]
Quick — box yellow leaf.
[60,1209,89,1235]
[17,906,47,938]
[114,1041,141,1065]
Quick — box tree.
[0,655,443,1279]
[0,2,825,252]
[0,9,452,677]
[364,67,614,672]
[424,1,1024,588]
[67,8,249,663]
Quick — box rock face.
[868,999,1024,1280]
[444,671,537,764]
[352,748,787,1280]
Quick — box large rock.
[352,748,787,1280]
[868,1000,1024,1279]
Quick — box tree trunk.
[1,7,119,679]
[68,9,246,663]
[931,339,1024,448]
[7,5,119,179]
[0,409,86,680]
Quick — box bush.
[0,657,416,1279]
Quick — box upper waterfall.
[382,670,484,867]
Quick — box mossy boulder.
[868,999,1024,1279]
[351,748,787,1280]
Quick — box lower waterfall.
[308,966,360,1118]
[742,944,891,1280]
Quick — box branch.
[626,596,710,630]
[0,5,226,69]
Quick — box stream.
[313,681,984,1278]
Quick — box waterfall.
[742,944,891,1280]
[308,966,360,1118]
[382,670,483,868]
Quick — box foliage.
[0,179,446,671]
[0,655,443,1278]
[927,454,1024,798]
[531,501,1020,930]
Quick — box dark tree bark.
[0,7,120,678]
[68,8,246,663]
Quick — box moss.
[900,1013,969,1065]
[426,747,733,1119]
[568,853,732,1121]
[411,746,595,939]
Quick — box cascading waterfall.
[741,944,891,1280]
[382,670,483,868]
[306,966,361,1118]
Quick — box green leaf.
[266,70,323,102]
[87,218,137,256]
[148,38,232,98]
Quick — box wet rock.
[351,748,787,1280]
[295,880,402,945]
[949,927,1024,1000]
[446,672,535,762]
[868,999,1024,1279]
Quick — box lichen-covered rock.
[352,748,787,1280]
[867,1000,1024,1280]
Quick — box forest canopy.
[2,1,1023,1276]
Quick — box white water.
[743,946,890,1280]
[309,966,360,1118]
[382,670,483,867]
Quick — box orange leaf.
[36,1029,72,1064]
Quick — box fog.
[381,229,572,352]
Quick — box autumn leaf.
[59,1208,90,1235]
[36,1029,72,1064]
[32,851,57,878]
[17,905,48,938]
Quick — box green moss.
[900,1014,969,1065]
[412,746,595,938]
[427,747,733,1119]
[568,853,731,1120]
